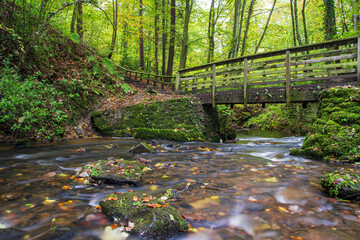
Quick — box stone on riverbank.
[99,190,188,239]
[76,159,143,186]
[320,169,360,200]
[130,142,153,154]
[290,86,360,163]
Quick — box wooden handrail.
[176,36,360,107]
[118,66,176,91]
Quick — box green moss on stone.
[320,169,360,200]
[99,191,188,239]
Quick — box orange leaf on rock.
[111,223,118,229]
[107,197,118,201]
[62,186,71,190]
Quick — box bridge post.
[175,71,180,93]
[357,37,360,83]
[212,64,217,108]
[244,58,248,107]
[286,50,291,107]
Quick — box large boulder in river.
[99,190,188,239]
[76,158,143,186]
[320,169,360,200]
[130,142,153,154]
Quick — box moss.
[99,191,188,239]
[290,87,360,163]
[320,169,360,200]
[76,159,143,185]
[91,98,205,141]
[90,111,102,118]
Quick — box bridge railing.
[119,66,175,91]
[176,36,360,107]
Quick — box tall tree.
[290,0,297,45]
[207,0,216,63]
[294,0,302,45]
[154,0,159,74]
[355,0,359,31]
[70,4,77,34]
[240,0,256,56]
[323,0,336,40]
[301,0,309,44]
[139,0,145,70]
[76,2,84,39]
[229,0,243,59]
[179,0,195,69]
[254,0,276,54]
[161,0,167,75]
[108,0,118,59]
[166,0,176,77]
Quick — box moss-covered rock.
[320,169,360,200]
[99,190,188,239]
[91,98,206,142]
[130,142,154,154]
[76,159,143,186]
[290,86,360,163]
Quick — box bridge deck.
[176,36,360,107]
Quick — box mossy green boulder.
[99,190,188,239]
[130,142,154,154]
[76,159,143,186]
[290,86,360,163]
[320,169,360,200]
[91,98,205,142]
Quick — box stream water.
[0,130,359,240]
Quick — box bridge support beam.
[286,50,291,107]
[357,37,360,84]
[212,64,216,108]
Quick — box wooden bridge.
[175,36,360,107]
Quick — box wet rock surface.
[130,142,153,154]
[76,158,143,186]
[99,190,188,239]
[320,169,360,200]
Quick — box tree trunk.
[162,0,167,75]
[166,0,176,77]
[108,0,118,59]
[236,0,246,57]
[139,0,145,70]
[294,0,302,45]
[355,0,359,31]
[240,0,256,56]
[70,4,77,34]
[207,0,215,63]
[302,0,309,43]
[323,0,336,40]
[76,2,83,39]
[254,0,276,54]
[179,0,194,69]
[290,0,297,46]
[154,0,159,74]
[229,0,242,59]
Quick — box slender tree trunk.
[207,0,215,63]
[236,0,246,57]
[229,0,242,59]
[154,0,159,74]
[121,22,129,65]
[240,0,256,56]
[323,0,336,40]
[179,0,194,69]
[290,0,297,46]
[39,0,48,22]
[108,0,118,59]
[76,3,83,39]
[302,0,309,43]
[254,0,276,54]
[354,0,359,31]
[162,0,167,75]
[70,4,77,34]
[139,0,145,70]
[294,0,302,45]
[166,0,176,77]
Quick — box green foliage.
[134,128,205,142]
[0,65,69,139]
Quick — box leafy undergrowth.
[244,104,314,135]
[0,3,128,142]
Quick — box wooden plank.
[175,71,180,93]
[212,64,216,108]
[249,62,286,71]
[291,74,357,84]
[248,80,286,86]
[292,47,357,61]
[248,68,287,77]
[291,54,356,66]
[286,50,291,107]
[244,58,248,106]
[248,74,286,82]
[290,67,356,79]
[180,74,212,81]
[358,37,360,83]
[290,61,357,72]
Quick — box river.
[0,130,359,240]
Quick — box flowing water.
[0,130,359,240]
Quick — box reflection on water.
[0,132,359,240]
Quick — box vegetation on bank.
[290,86,360,164]
[0,3,129,141]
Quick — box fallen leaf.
[111,223,118,229]
[62,186,71,190]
